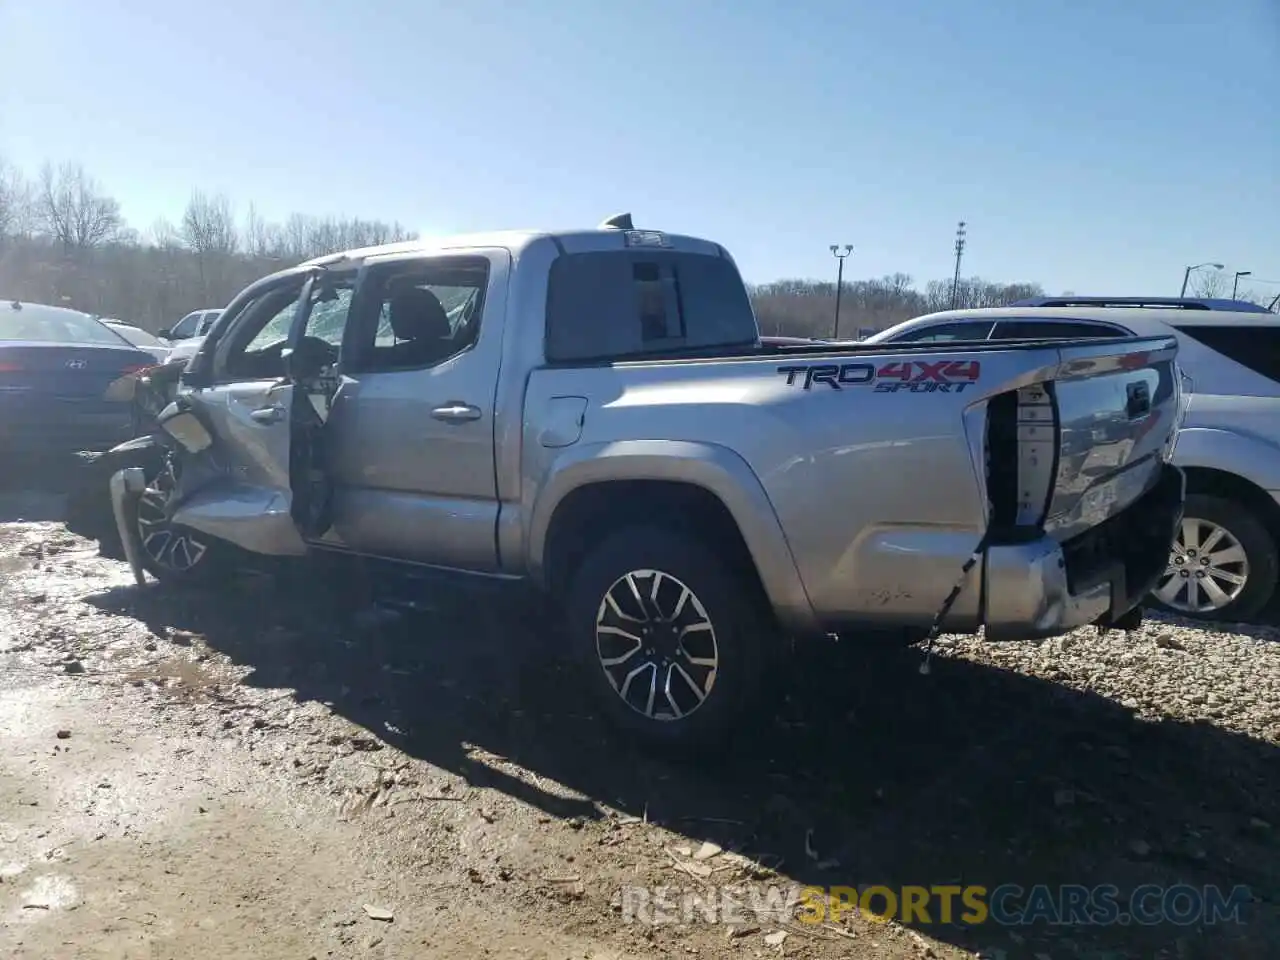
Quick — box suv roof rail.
[1009,295,1272,313]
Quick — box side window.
[545,251,757,362]
[217,274,356,381]
[347,257,488,373]
[303,286,355,347]
[989,319,1126,340]
[171,313,200,339]
[198,311,221,335]
[241,296,302,356]
[1177,324,1280,384]
[890,321,994,342]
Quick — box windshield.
[1,303,132,345]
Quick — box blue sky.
[1,0,1277,297]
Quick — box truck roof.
[298,216,726,268]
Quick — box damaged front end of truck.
[73,264,342,584]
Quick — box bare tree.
[149,217,182,249]
[1190,270,1228,299]
[37,161,123,251]
[0,159,32,239]
[180,190,238,256]
[244,203,269,258]
[180,190,239,295]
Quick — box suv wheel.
[563,526,768,753]
[1150,494,1278,621]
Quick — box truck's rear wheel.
[563,525,767,753]
[1149,494,1278,622]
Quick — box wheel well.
[1182,467,1280,535]
[542,480,770,610]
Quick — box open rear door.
[167,271,338,556]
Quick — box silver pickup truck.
[86,215,1185,751]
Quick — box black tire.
[64,444,230,585]
[131,456,233,586]
[562,525,771,754]
[1149,493,1278,622]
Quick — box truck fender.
[1173,427,1280,493]
[527,439,819,635]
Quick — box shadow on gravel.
[85,568,1279,960]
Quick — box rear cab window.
[544,251,758,362]
[0,303,129,346]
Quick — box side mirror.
[157,327,172,340]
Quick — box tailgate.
[1033,335,1182,541]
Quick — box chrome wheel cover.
[594,569,719,722]
[1154,517,1249,614]
[136,460,208,574]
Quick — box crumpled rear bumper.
[984,464,1184,640]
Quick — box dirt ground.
[1,471,1277,960]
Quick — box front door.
[172,270,353,556]
[320,251,509,571]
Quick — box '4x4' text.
[777,360,982,393]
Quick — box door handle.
[431,403,482,423]
[250,404,286,425]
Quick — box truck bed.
[523,333,1182,632]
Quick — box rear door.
[318,251,509,570]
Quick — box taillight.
[120,364,153,378]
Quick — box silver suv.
[866,296,1279,621]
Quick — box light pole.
[1179,262,1224,297]
[1232,270,1252,299]
[830,244,852,338]
[950,221,967,309]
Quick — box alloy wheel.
[594,569,719,721]
[1153,517,1249,614]
[135,459,208,574]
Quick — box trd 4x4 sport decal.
[776,360,982,393]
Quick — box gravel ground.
[0,479,1277,960]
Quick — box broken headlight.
[157,401,213,454]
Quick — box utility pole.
[950,222,966,310]
[1180,261,1224,297]
[1232,270,1252,299]
[829,244,852,338]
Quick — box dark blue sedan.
[1,299,158,455]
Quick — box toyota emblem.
[65,359,87,370]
